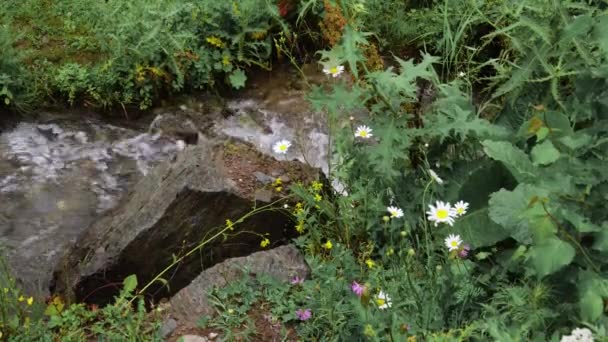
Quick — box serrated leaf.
[482,140,536,182]
[594,15,608,58]
[527,237,575,277]
[123,274,138,294]
[531,140,560,166]
[339,26,370,78]
[228,69,247,89]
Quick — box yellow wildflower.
[222,55,231,66]
[206,36,225,48]
[311,181,323,191]
[260,238,270,248]
[18,295,25,302]
[314,194,322,202]
[323,240,333,250]
[250,31,267,40]
[27,297,33,306]
[273,178,282,186]
[295,202,303,209]
[226,219,234,231]
[295,220,305,234]
[365,259,375,269]
[275,186,283,192]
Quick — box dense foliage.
[0,0,287,111]
[2,0,608,340]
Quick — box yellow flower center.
[450,241,459,247]
[360,130,368,137]
[437,209,449,219]
[330,67,338,74]
[279,144,287,151]
[457,208,464,214]
[376,298,385,306]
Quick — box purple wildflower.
[351,281,364,297]
[295,308,312,321]
[290,276,304,285]
[459,244,471,258]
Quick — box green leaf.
[123,274,138,294]
[527,237,575,278]
[489,184,550,244]
[578,270,608,322]
[339,26,370,78]
[592,223,608,251]
[482,140,536,182]
[531,140,560,166]
[594,15,608,59]
[580,289,603,322]
[454,208,510,248]
[228,69,247,89]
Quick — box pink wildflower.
[291,276,304,285]
[459,244,471,258]
[295,308,312,321]
[351,281,364,297]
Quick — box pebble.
[159,318,177,339]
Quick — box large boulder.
[167,244,309,329]
[51,138,317,304]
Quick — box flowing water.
[0,116,185,292]
[0,66,333,295]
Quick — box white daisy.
[426,201,457,227]
[428,169,444,184]
[445,234,463,251]
[272,139,291,154]
[453,201,469,217]
[374,291,392,310]
[354,125,373,139]
[323,65,345,78]
[387,206,404,219]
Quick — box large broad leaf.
[578,270,608,322]
[592,223,608,251]
[527,237,575,278]
[454,207,510,248]
[489,184,551,244]
[531,140,560,166]
[482,140,536,183]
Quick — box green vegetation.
[2,0,608,340]
[0,0,286,111]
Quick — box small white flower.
[445,234,463,251]
[354,125,373,139]
[426,201,457,227]
[374,291,392,310]
[428,169,444,184]
[560,328,594,342]
[454,201,469,217]
[272,139,291,154]
[458,71,466,77]
[323,65,345,78]
[387,206,404,219]
[283,204,289,208]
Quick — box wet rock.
[160,318,177,339]
[167,245,309,328]
[51,139,317,305]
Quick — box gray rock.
[253,171,274,184]
[51,140,315,304]
[168,245,308,328]
[160,318,177,339]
